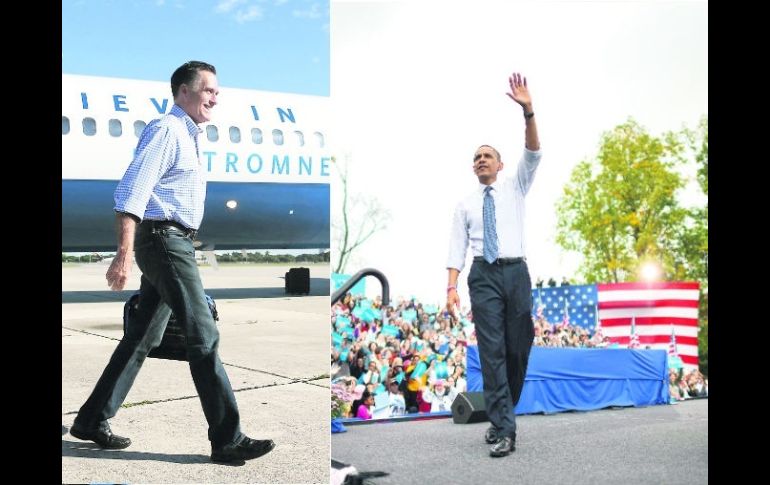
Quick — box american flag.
[667,324,679,357]
[597,282,700,369]
[530,284,597,330]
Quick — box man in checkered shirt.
[70,61,275,464]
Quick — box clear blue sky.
[62,0,329,96]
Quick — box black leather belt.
[143,220,198,239]
[473,256,526,265]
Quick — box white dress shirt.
[446,148,542,272]
[114,105,206,229]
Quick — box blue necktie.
[483,186,498,264]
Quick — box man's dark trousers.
[74,224,243,448]
[467,259,534,439]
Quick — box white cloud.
[235,4,263,22]
[214,0,263,23]
[215,0,246,14]
[293,2,322,18]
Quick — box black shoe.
[489,436,515,457]
[70,422,131,450]
[211,437,276,463]
[484,426,499,444]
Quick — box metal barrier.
[331,268,390,307]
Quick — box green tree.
[670,115,708,287]
[681,115,708,376]
[556,118,691,283]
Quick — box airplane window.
[134,120,146,137]
[229,126,241,143]
[83,117,97,136]
[109,119,123,137]
[207,125,219,142]
[314,131,325,148]
[294,130,305,147]
[272,129,284,146]
[251,128,263,144]
[62,116,70,135]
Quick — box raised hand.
[506,72,532,109]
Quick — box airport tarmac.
[62,261,331,484]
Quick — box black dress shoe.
[70,423,131,450]
[484,426,499,444]
[489,436,515,457]
[211,437,276,463]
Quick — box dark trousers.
[74,224,243,448]
[467,260,534,439]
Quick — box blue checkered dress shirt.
[114,104,206,230]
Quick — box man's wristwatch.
[524,111,535,120]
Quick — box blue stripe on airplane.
[62,180,330,252]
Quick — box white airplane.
[62,73,330,253]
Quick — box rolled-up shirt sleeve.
[516,147,542,196]
[114,125,177,221]
[446,202,469,272]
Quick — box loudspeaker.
[451,392,488,424]
[285,267,310,294]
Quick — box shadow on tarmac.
[61,439,247,466]
[62,278,330,303]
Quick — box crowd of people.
[331,292,707,420]
[331,293,471,419]
[669,367,708,402]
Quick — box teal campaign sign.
[423,304,439,314]
[360,308,378,323]
[332,332,343,346]
[381,324,400,337]
[668,355,683,370]
[331,273,366,296]
[352,300,377,321]
[411,361,428,380]
[335,315,352,331]
[401,309,417,323]
[435,361,448,379]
